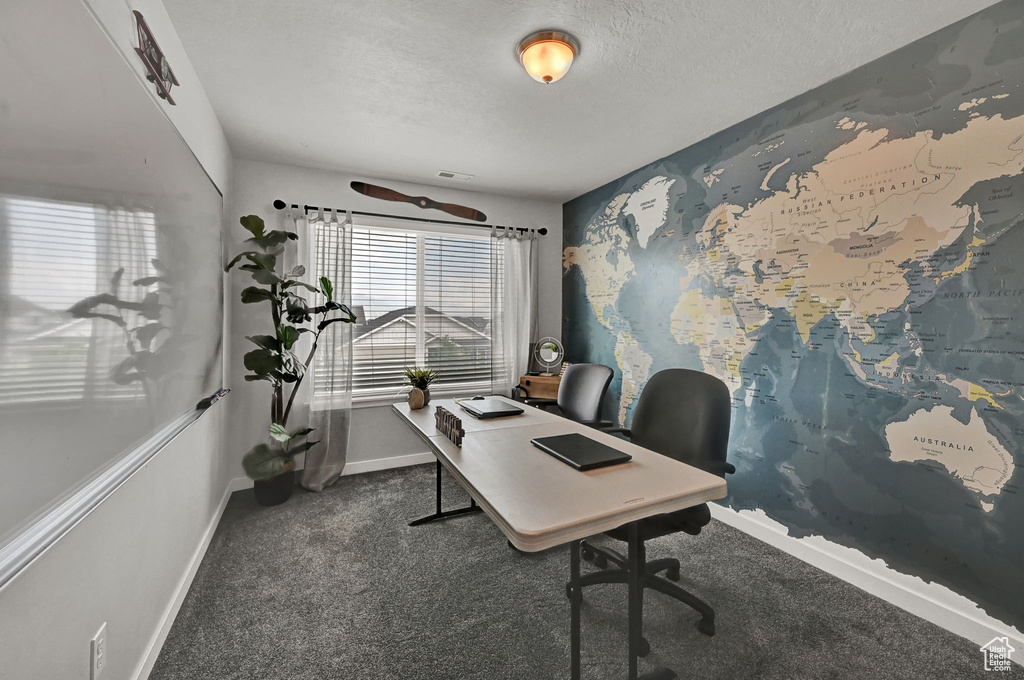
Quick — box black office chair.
[521,363,613,427]
[575,368,734,649]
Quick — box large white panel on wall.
[0,0,223,550]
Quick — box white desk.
[392,396,727,679]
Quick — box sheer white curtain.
[286,208,354,491]
[490,226,538,396]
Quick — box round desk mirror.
[534,337,564,376]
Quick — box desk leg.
[569,539,582,680]
[628,521,677,680]
[627,523,640,680]
[408,459,483,526]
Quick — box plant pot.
[409,387,426,410]
[253,469,295,506]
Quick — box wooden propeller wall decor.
[350,181,487,222]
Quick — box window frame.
[312,215,500,409]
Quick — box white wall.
[0,408,229,680]
[227,158,562,474]
[81,0,231,192]
[0,1,233,678]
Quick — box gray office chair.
[575,368,734,651]
[522,363,613,427]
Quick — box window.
[314,223,502,401]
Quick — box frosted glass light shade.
[517,31,579,84]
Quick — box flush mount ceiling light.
[517,30,579,84]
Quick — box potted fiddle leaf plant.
[403,366,438,410]
[226,214,356,506]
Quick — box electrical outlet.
[90,622,106,680]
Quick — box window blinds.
[422,233,499,388]
[315,223,501,399]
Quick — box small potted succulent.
[404,367,438,409]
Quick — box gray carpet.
[151,465,1020,679]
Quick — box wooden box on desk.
[518,374,560,400]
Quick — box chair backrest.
[556,363,613,423]
[628,368,731,476]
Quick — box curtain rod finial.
[273,199,286,210]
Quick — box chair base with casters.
[567,505,718,660]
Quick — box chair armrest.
[579,420,614,430]
[701,461,736,476]
[600,426,632,439]
[523,398,557,410]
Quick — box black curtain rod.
[272,199,547,236]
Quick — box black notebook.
[531,433,632,471]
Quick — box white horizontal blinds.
[422,233,497,388]
[349,226,419,392]
[0,196,156,404]
[313,222,502,398]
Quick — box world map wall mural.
[562,1,1024,629]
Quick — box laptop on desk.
[531,433,632,471]
[459,399,525,419]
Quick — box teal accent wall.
[562,0,1024,628]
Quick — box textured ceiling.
[164,0,1000,201]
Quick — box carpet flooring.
[150,465,1020,680]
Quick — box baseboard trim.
[342,452,434,476]
[223,452,433,495]
[709,504,1023,656]
[132,481,234,680]
[228,475,253,492]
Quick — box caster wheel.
[696,618,716,637]
[666,566,680,581]
[581,547,595,562]
[594,555,608,569]
[636,636,651,657]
